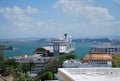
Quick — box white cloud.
[0,6,39,22]
[0,6,45,29]
[113,0,120,3]
[36,21,46,27]
[0,1,119,38]
[51,0,120,37]
[0,6,47,38]
[26,6,39,14]
[53,0,114,23]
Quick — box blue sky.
[0,0,120,38]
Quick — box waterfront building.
[31,57,51,73]
[13,55,51,73]
[33,48,49,57]
[82,52,112,67]
[13,55,40,63]
[63,59,112,68]
[62,60,81,68]
[91,43,120,55]
[57,68,120,81]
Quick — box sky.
[0,0,120,38]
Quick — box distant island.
[0,37,120,45]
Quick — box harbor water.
[1,42,93,59]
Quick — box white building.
[13,55,51,73]
[13,54,41,63]
[57,68,120,81]
[63,60,81,68]
[82,52,112,67]
[63,59,112,68]
[63,52,112,68]
[31,57,51,73]
[91,43,120,55]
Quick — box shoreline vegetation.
[0,49,76,81]
[112,54,120,67]
[0,46,13,50]
[0,51,32,81]
[34,54,76,81]
[0,44,120,80]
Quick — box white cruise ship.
[43,33,75,54]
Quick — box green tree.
[0,51,5,72]
[112,54,120,67]
[12,67,22,79]
[44,57,61,73]
[0,50,32,80]
[35,71,53,81]
[40,72,53,81]
[35,54,76,81]
[60,54,76,60]
[1,59,19,76]
[44,54,76,73]
[0,50,5,62]
[21,62,34,74]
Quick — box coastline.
[1,42,92,59]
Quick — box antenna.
[64,33,68,39]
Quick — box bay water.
[1,42,93,59]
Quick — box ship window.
[54,45,59,50]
